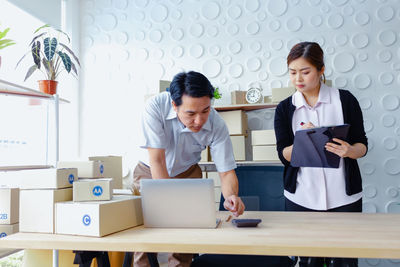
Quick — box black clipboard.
[291,124,350,168]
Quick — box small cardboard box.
[0,168,77,189]
[271,87,296,103]
[207,172,220,186]
[58,161,104,178]
[200,146,210,162]
[218,110,248,135]
[324,80,332,87]
[0,223,19,255]
[89,156,123,189]
[231,91,247,104]
[252,145,280,161]
[20,188,72,233]
[55,195,143,237]
[73,178,113,202]
[159,80,171,93]
[0,188,19,225]
[214,186,221,202]
[0,223,19,237]
[251,130,276,146]
[230,135,246,161]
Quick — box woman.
[274,42,368,267]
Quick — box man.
[133,71,245,267]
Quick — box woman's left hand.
[325,138,352,158]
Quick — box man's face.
[172,94,211,133]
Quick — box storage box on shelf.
[251,129,279,161]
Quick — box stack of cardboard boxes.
[0,187,19,256]
[218,110,248,161]
[251,130,279,161]
[0,168,77,234]
[56,157,143,237]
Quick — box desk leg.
[53,249,59,267]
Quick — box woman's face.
[288,57,324,94]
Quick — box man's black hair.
[169,71,214,106]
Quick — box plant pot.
[38,80,58,95]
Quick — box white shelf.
[0,79,69,103]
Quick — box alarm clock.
[245,87,263,104]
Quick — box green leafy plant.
[0,25,15,50]
[214,87,222,99]
[16,24,80,81]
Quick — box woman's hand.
[325,139,367,159]
[325,138,352,158]
[301,122,315,129]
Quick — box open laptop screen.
[140,178,218,228]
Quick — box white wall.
[79,3,400,264]
[8,0,61,29]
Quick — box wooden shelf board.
[214,103,277,111]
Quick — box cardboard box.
[271,87,296,103]
[207,172,220,186]
[324,80,332,87]
[0,188,19,225]
[58,161,104,178]
[159,80,171,93]
[73,178,113,202]
[252,145,280,161]
[214,186,221,202]
[55,195,143,237]
[218,110,248,135]
[230,135,246,161]
[0,223,19,256]
[20,188,72,233]
[264,96,272,104]
[0,223,19,237]
[0,168,77,189]
[251,130,276,146]
[200,146,210,162]
[89,156,123,189]
[231,91,247,104]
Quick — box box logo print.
[83,215,91,226]
[100,164,104,174]
[93,186,103,196]
[0,232,7,238]
[68,174,75,184]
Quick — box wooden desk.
[1,211,400,259]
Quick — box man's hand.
[223,195,245,217]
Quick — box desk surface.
[1,211,400,259]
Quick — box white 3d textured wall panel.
[80,2,400,264]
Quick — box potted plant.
[16,24,80,94]
[0,25,16,68]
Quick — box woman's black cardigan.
[274,89,368,196]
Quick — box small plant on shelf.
[214,87,222,99]
[16,24,80,94]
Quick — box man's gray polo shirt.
[140,92,236,177]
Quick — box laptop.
[140,178,220,228]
